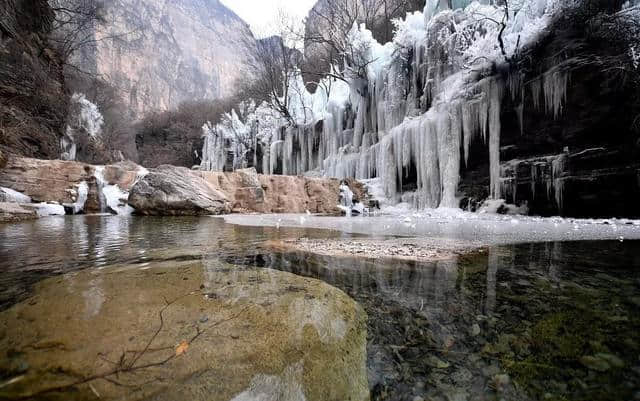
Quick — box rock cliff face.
[74,0,256,117]
[460,18,640,218]
[0,0,67,159]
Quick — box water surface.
[1,216,639,400]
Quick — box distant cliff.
[73,0,257,118]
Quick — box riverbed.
[1,215,639,400]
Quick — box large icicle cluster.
[201,101,283,172]
[500,152,569,212]
[204,0,572,210]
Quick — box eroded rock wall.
[0,0,67,159]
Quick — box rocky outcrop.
[128,166,231,216]
[129,166,367,216]
[0,0,67,159]
[0,155,142,213]
[0,203,38,223]
[0,156,367,217]
[72,0,256,117]
[0,259,369,401]
[197,168,367,215]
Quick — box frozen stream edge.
[221,210,640,246]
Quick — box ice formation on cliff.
[203,0,574,211]
[61,93,105,161]
[201,101,283,172]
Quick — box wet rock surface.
[0,259,369,401]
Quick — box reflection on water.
[1,216,639,400]
[233,242,640,401]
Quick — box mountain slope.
[74,0,256,117]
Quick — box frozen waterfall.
[202,0,572,211]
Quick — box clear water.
[1,216,639,400]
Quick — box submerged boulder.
[0,260,369,401]
[129,165,231,215]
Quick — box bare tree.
[302,0,425,89]
[47,0,142,68]
[242,11,303,124]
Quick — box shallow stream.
[1,215,639,400]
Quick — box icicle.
[269,140,283,175]
[462,101,474,166]
[353,96,365,150]
[438,103,462,208]
[531,163,538,199]
[552,154,567,211]
[489,79,503,199]
[479,80,490,143]
[515,103,524,136]
[530,78,542,111]
[542,68,569,118]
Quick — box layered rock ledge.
[0,155,366,218]
[0,259,369,401]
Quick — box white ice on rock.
[32,203,66,217]
[94,166,135,216]
[66,181,89,214]
[61,93,104,161]
[0,187,31,204]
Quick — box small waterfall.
[65,181,88,214]
[339,182,365,216]
[94,166,107,213]
[94,166,135,216]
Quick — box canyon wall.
[0,0,67,159]
[73,0,256,117]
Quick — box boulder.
[0,260,369,401]
[129,165,231,215]
[0,202,38,223]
